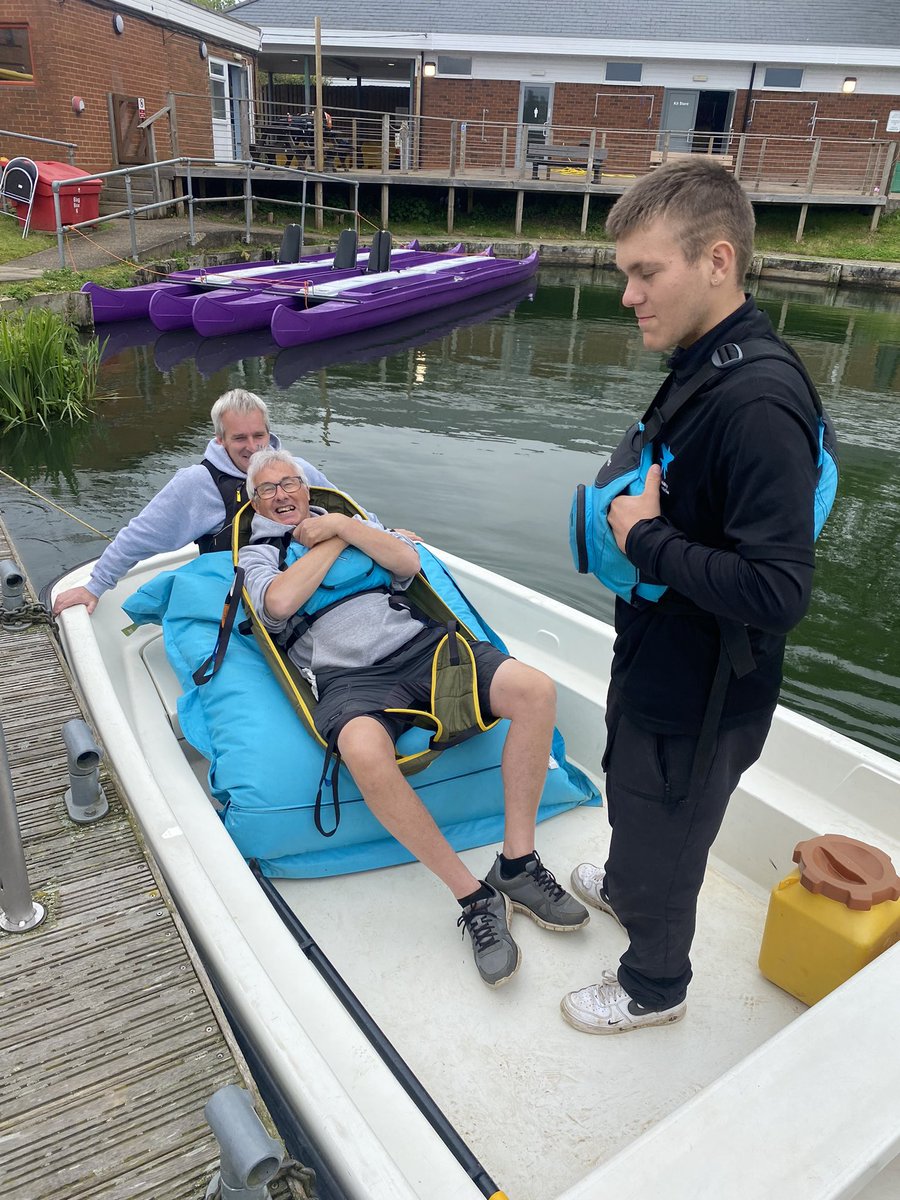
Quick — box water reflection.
[1,268,898,760]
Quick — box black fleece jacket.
[612,296,823,735]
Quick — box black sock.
[458,882,493,908]
[498,851,537,880]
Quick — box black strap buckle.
[711,343,743,368]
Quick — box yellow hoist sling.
[194,486,499,836]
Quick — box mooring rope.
[0,468,113,541]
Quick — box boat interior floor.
[142,629,813,1197]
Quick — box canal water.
[1,267,898,762]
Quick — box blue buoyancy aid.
[569,339,839,605]
[284,541,395,618]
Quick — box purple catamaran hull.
[83,239,428,327]
[189,248,466,338]
[270,252,539,348]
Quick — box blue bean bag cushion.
[123,549,600,878]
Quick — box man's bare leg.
[337,715,479,899]
[488,660,556,856]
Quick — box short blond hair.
[606,158,755,281]
[211,389,270,438]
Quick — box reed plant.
[0,307,102,431]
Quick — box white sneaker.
[561,970,686,1035]
[570,864,624,928]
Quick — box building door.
[517,83,553,160]
[659,90,698,152]
[228,63,251,159]
[209,60,251,160]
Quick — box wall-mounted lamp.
[234,52,244,62]
[423,61,437,78]
[112,13,124,34]
[72,95,85,114]
[199,41,208,60]
[842,76,857,94]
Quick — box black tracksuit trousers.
[602,687,773,1010]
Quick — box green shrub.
[0,308,102,431]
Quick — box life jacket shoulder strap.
[197,458,244,555]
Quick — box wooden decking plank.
[0,522,297,1200]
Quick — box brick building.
[0,0,260,174]
[233,0,900,174]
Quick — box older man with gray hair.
[238,447,590,989]
[53,388,335,615]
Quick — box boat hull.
[270,252,540,348]
[50,547,900,1200]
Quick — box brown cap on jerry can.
[793,835,900,911]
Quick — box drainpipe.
[741,62,757,132]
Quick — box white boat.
[52,547,900,1200]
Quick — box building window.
[763,66,804,89]
[209,61,228,121]
[0,25,34,84]
[605,62,643,84]
[436,55,472,76]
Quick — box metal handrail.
[49,156,360,268]
[0,716,46,933]
[0,128,77,166]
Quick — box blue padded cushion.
[124,550,600,877]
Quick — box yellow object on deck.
[758,834,900,1005]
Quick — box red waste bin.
[17,160,103,231]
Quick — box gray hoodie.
[239,509,420,678]
[86,434,333,598]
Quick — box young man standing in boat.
[240,447,589,988]
[52,389,335,617]
[563,160,828,1033]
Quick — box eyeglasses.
[255,476,306,499]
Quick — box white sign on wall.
[887,110,900,133]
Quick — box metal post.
[243,162,253,243]
[459,123,467,174]
[299,177,307,258]
[54,183,66,268]
[501,127,508,177]
[0,719,46,934]
[124,173,139,260]
[186,159,196,245]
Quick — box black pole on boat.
[248,859,504,1200]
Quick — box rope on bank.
[0,468,113,541]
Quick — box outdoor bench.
[526,145,608,181]
[649,150,734,168]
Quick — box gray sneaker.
[457,888,520,988]
[486,854,590,932]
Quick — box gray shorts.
[313,624,509,746]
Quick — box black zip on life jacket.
[196,459,245,554]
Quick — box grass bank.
[0,307,102,431]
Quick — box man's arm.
[258,537,348,621]
[53,465,227,614]
[616,400,818,635]
[297,512,421,580]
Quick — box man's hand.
[293,512,348,548]
[391,528,422,543]
[52,585,99,616]
[608,464,662,553]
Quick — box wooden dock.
[0,519,309,1200]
